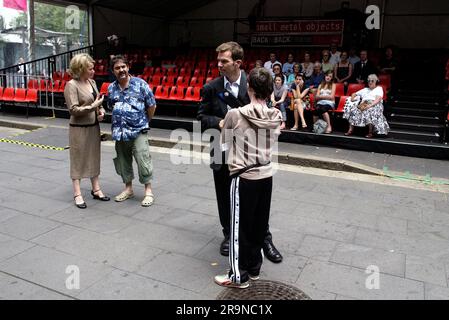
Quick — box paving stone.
[0,191,73,218]
[0,233,35,263]
[0,214,61,240]
[78,269,202,300]
[405,255,447,287]
[113,220,214,256]
[0,207,22,223]
[330,243,406,277]
[0,272,71,300]
[136,251,215,293]
[0,245,114,297]
[375,215,408,235]
[155,192,203,211]
[188,199,219,217]
[296,235,338,262]
[156,209,220,237]
[408,220,449,242]
[297,259,424,300]
[31,225,162,273]
[424,283,449,300]
[300,286,337,300]
[355,227,449,261]
[259,254,308,285]
[133,203,175,223]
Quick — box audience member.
[264,52,281,75]
[301,52,314,79]
[287,63,302,86]
[313,70,336,134]
[272,62,287,83]
[348,47,360,65]
[379,47,398,75]
[291,73,312,130]
[334,51,353,86]
[282,53,296,77]
[329,43,341,65]
[307,62,325,89]
[352,50,377,84]
[270,75,288,130]
[321,50,334,73]
[343,74,389,138]
[255,59,263,68]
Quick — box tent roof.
[66,0,217,19]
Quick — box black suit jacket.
[352,60,377,84]
[197,72,250,131]
[197,72,250,170]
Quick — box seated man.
[264,52,281,76]
[306,62,325,89]
[282,53,296,78]
[352,50,377,84]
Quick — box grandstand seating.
[168,86,185,100]
[184,86,201,102]
[334,83,345,97]
[100,82,110,96]
[347,83,366,96]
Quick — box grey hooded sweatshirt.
[221,103,282,180]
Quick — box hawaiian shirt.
[108,77,156,141]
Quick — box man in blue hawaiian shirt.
[108,55,157,207]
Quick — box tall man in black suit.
[197,41,283,263]
[352,50,377,84]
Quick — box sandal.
[344,129,353,136]
[74,194,87,209]
[114,191,134,202]
[365,133,373,138]
[141,193,154,207]
[291,126,298,131]
[91,190,110,201]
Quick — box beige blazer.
[64,79,105,126]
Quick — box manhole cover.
[216,280,311,300]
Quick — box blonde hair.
[68,53,95,80]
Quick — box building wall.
[168,0,448,48]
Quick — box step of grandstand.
[388,121,444,134]
[388,129,441,143]
[389,106,446,117]
[389,114,441,125]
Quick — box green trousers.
[113,132,153,185]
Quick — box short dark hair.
[274,75,285,84]
[248,67,273,100]
[216,42,244,61]
[111,55,128,68]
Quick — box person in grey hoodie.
[214,67,283,289]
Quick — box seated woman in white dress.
[343,74,389,138]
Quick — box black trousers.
[213,164,272,241]
[228,176,273,283]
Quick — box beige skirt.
[69,124,101,179]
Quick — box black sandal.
[91,190,110,201]
[74,194,87,209]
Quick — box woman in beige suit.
[64,53,110,209]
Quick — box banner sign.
[251,20,344,47]
[3,0,28,11]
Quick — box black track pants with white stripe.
[228,176,273,284]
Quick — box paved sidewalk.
[0,115,449,300]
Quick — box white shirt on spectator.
[264,60,280,75]
[349,55,360,66]
[329,51,341,65]
[356,86,383,102]
[223,70,242,110]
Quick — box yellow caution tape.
[0,138,68,151]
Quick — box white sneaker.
[214,274,249,289]
[249,274,260,281]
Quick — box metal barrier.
[0,73,54,113]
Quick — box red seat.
[0,87,4,100]
[167,68,178,77]
[196,61,208,70]
[143,67,154,76]
[335,96,349,113]
[58,81,66,93]
[189,76,204,88]
[179,68,191,77]
[347,83,365,96]
[150,75,162,87]
[168,86,185,100]
[27,79,38,89]
[153,67,164,76]
[62,73,72,81]
[379,74,391,90]
[193,68,206,78]
[2,87,15,102]
[308,93,315,110]
[162,75,176,87]
[154,85,169,100]
[25,89,38,103]
[52,72,62,81]
[184,86,201,101]
[176,76,190,89]
[207,68,219,78]
[205,77,213,84]
[100,82,110,96]
[334,83,345,97]
[51,80,61,93]
[38,80,49,91]
[13,88,27,102]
